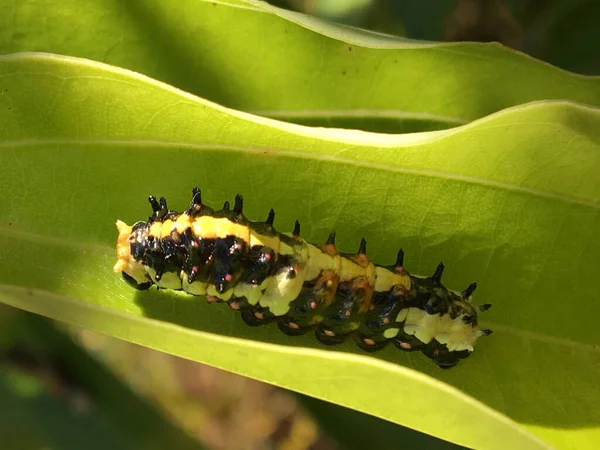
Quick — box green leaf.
[0,0,599,133]
[1,53,599,449]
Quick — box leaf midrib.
[2,138,598,210]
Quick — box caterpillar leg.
[393,331,427,352]
[239,304,277,327]
[278,269,338,336]
[355,334,390,353]
[356,286,408,352]
[422,341,471,369]
[315,278,372,346]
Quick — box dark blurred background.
[1,1,598,450]
[269,0,600,75]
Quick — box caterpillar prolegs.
[114,188,492,368]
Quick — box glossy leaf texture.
[0,53,599,450]
[0,0,599,133]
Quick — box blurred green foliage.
[0,306,205,450]
[275,0,600,75]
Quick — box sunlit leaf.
[0,0,598,132]
[1,53,599,449]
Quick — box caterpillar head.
[426,289,492,368]
[114,220,152,290]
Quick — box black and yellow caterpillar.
[114,187,492,368]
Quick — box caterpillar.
[114,187,492,368]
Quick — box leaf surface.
[0,0,599,132]
[0,53,599,449]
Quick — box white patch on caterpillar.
[120,261,148,285]
[157,272,183,290]
[260,268,306,315]
[402,308,432,343]
[374,267,410,292]
[400,304,479,352]
[181,276,208,296]
[233,279,269,305]
[206,284,234,301]
[414,312,441,345]
[145,267,182,290]
[395,308,409,323]
[383,327,400,339]
[260,234,309,316]
[435,314,478,352]
[305,244,341,281]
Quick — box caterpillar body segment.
[114,188,492,368]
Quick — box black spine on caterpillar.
[114,188,492,368]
